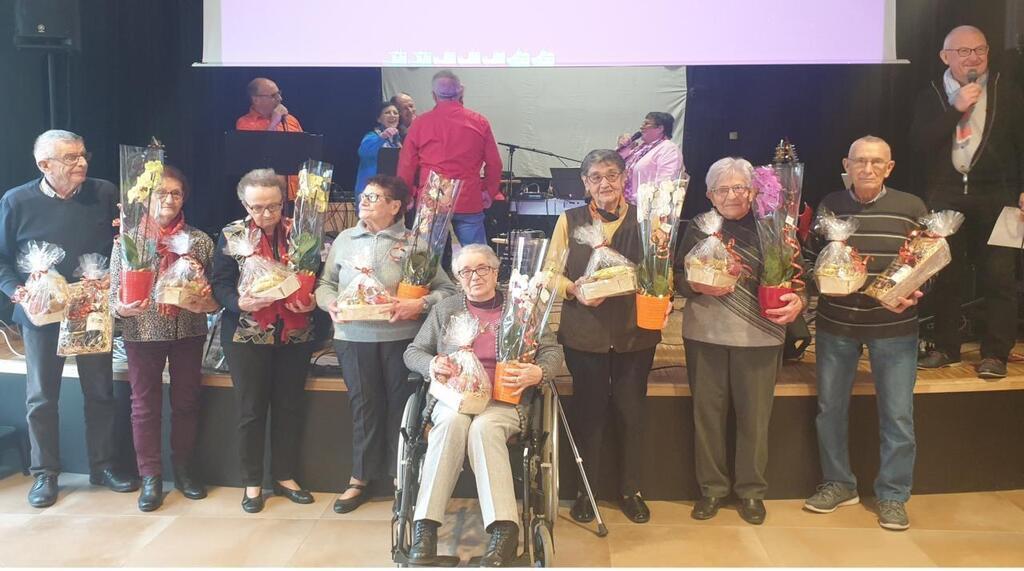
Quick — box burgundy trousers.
[124,335,206,476]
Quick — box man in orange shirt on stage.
[236,77,303,199]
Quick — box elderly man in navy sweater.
[0,130,138,507]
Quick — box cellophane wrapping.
[684,209,742,288]
[429,311,490,414]
[224,228,299,301]
[154,232,210,307]
[335,250,394,321]
[813,207,868,296]
[58,254,112,356]
[16,241,69,326]
[572,220,636,299]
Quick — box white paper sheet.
[987,206,1024,248]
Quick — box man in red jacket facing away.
[398,70,504,247]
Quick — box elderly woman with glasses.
[316,175,457,514]
[210,168,319,513]
[547,149,662,524]
[617,111,684,204]
[673,157,804,525]
[112,165,219,512]
[402,244,563,567]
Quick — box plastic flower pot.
[120,269,155,304]
[757,284,794,318]
[635,293,671,330]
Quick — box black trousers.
[23,324,116,475]
[930,199,1018,360]
[335,339,415,481]
[222,340,314,486]
[684,339,781,499]
[563,345,656,496]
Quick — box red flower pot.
[286,272,317,305]
[757,285,793,318]
[120,269,155,304]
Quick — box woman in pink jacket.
[617,111,684,204]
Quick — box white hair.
[452,244,500,274]
[705,157,754,190]
[431,70,463,101]
[943,25,986,49]
[33,129,83,163]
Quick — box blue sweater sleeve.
[0,194,22,298]
[358,131,387,159]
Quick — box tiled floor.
[1,473,1023,567]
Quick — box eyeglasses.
[48,152,92,165]
[361,191,391,203]
[456,266,496,279]
[585,171,622,185]
[944,45,989,57]
[711,184,751,197]
[847,157,890,170]
[245,202,283,214]
[155,190,183,201]
[254,91,283,99]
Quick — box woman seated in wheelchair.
[403,244,563,567]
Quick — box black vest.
[557,204,661,353]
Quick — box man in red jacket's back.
[398,70,504,247]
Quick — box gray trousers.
[684,339,781,499]
[414,399,523,529]
[23,324,116,475]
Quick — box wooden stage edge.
[3,345,1024,398]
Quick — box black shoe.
[137,475,163,512]
[333,483,368,514]
[570,494,595,523]
[480,521,519,567]
[27,473,58,508]
[89,468,139,493]
[273,481,314,504]
[173,464,207,500]
[620,492,650,523]
[691,496,724,520]
[918,350,960,369]
[977,358,1008,380]
[408,519,440,565]
[738,498,766,525]
[241,488,265,513]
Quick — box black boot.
[408,519,439,565]
[480,521,519,567]
[138,476,163,512]
[27,473,58,508]
[173,464,207,500]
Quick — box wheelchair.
[392,372,559,567]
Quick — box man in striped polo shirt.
[804,136,928,531]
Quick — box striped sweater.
[812,187,928,338]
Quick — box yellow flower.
[127,160,163,203]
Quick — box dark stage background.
[1,1,1022,229]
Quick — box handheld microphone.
[617,131,642,151]
[967,69,978,83]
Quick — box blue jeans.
[451,212,488,246]
[814,330,918,502]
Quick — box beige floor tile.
[0,514,175,566]
[551,513,612,567]
[322,496,394,521]
[909,529,1024,566]
[42,474,191,517]
[288,519,394,567]
[755,527,936,566]
[607,523,772,567]
[761,498,881,529]
[0,514,37,566]
[906,492,1024,532]
[124,515,316,566]
[437,500,488,561]
[0,473,52,515]
[177,484,332,519]
[998,489,1024,513]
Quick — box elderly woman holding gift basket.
[111,165,219,512]
[210,168,320,514]
[402,243,562,566]
[674,157,804,525]
[315,174,457,514]
[547,149,676,524]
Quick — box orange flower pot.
[120,269,155,304]
[635,293,670,330]
[492,361,522,405]
[396,281,430,300]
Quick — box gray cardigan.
[403,293,564,386]
[315,219,458,342]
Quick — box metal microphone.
[967,69,978,83]
[617,131,642,151]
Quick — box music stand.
[220,131,325,225]
[377,147,400,177]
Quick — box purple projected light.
[212,0,890,66]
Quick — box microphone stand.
[497,142,582,237]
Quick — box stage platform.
[0,302,1022,501]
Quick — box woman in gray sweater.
[315,174,457,514]
[402,244,563,567]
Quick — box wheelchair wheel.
[531,520,554,567]
[396,392,421,491]
[540,384,559,529]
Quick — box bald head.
[844,135,894,200]
[940,25,989,84]
[848,135,891,161]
